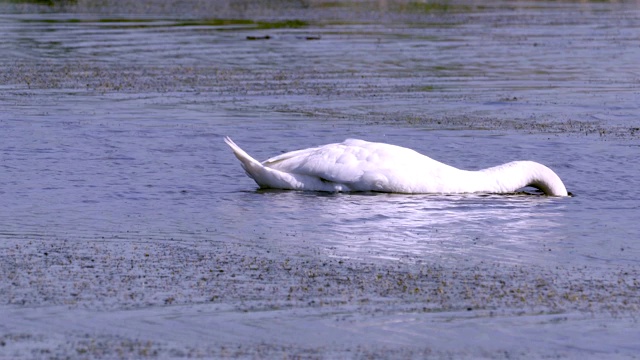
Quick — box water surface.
[1,1,640,358]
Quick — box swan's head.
[530,178,568,197]
[483,161,568,197]
[520,161,568,197]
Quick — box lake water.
[1,1,640,358]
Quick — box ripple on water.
[239,190,566,265]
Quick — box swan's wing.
[263,141,359,183]
[262,139,421,185]
[263,146,325,166]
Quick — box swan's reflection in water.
[240,190,565,266]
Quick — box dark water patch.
[2,6,639,140]
[6,0,76,5]
[25,18,310,31]
[398,1,475,13]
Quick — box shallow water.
[1,1,640,358]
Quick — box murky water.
[1,1,640,358]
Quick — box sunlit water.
[2,108,638,266]
[1,2,640,357]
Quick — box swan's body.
[224,137,568,196]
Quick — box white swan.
[224,137,568,196]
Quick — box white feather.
[224,137,568,196]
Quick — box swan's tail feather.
[223,136,264,179]
[224,137,300,189]
[224,137,260,170]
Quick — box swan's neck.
[477,161,568,196]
